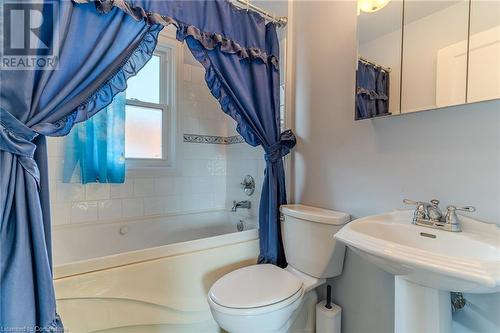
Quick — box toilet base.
[288,289,318,333]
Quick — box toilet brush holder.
[316,285,341,333]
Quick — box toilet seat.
[208,264,304,315]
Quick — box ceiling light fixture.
[358,0,391,14]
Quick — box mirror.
[355,0,500,120]
[468,0,500,103]
[356,0,403,119]
[402,0,469,113]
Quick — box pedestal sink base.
[394,276,451,333]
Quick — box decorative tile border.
[225,135,245,144]
[183,134,245,145]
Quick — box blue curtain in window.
[95,0,297,267]
[63,93,126,184]
[0,2,162,330]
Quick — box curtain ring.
[245,0,249,12]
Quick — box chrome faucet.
[232,200,251,212]
[403,199,475,232]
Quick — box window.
[124,42,175,168]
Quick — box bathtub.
[52,210,259,333]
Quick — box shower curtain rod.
[233,0,288,27]
[359,57,391,72]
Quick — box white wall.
[290,1,499,332]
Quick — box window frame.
[125,40,176,171]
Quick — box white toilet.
[208,204,350,333]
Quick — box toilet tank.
[280,204,350,279]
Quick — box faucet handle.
[403,199,428,222]
[444,205,476,230]
[446,205,476,213]
[403,199,421,205]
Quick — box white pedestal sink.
[335,210,500,333]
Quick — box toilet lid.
[209,264,303,309]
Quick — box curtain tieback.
[264,129,297,163]
[0,108,40,184]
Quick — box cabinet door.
[467,0,500,103]
[357,0,404,119]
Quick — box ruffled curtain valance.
[72,0,282,147]
[76,0,279,67]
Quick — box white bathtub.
[52,210,259,333]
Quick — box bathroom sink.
[335,210,500,293]
[335,210,500,333]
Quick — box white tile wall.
[225,140,265,220]
[122,198,144,218]
[98,199,122,221]
[46,52,263,225]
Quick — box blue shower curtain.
[0,0,295,330]
[96,0,297,268]
[63,93,126,184]
[0,2,161,330]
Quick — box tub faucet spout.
[232,200,251,212]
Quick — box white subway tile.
[71,201,98,223]
[181,194,203,211]
[164,196,182,213]
[191,67,205,84]
[85,183,110,200]
[208,157,227,176]
[133,178,155,197]
[122,198,144,218]
[210,192,226,209]
[183,82,200,101]
[182,64,192,82]
[182,115,201,134]
[110,182,134,198]
[227,158,258,177]
[155,177,177,196]
[144,196,165,216]
[55,182,84,202]
[182,160,209,177]
[280,84,286,106]
[98,199,123,221]
[175,177,193,195]
[47,137,64,158]
[183,100,202,117]
[51,202,70,225]
[198,195,211,210]
[212,176,227,193]
[189,177,209,194]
